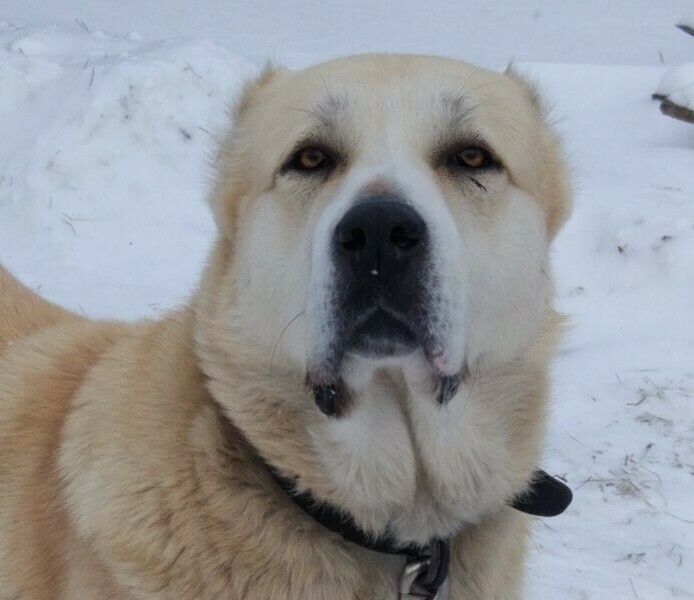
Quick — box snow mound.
[677,12,694,36]
[0,24,257,317]
[668,81,694,110]
[652,62,694,99]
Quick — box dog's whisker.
[269,310,306,377]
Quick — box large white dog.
[0,54,571,599]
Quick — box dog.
[0,54,571,599]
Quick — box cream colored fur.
[0,54,570,599]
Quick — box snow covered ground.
[1,5,693,599]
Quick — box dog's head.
[208,54,569,409]
[199,54,570,542]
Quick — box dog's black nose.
[334,197,427,284]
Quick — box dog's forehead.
[298,56,528,127]
[289,54,506,100]
[273,56,523,126]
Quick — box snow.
[655,11,694,116]
[0,24,256,317]
[669,82,694,111]
[3,0,694,67]
[524,62,694,598]
[678,12,694,32]
[654,63,694,101]
[1,6,694,600]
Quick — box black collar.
[264,460,571,599]
[221,395,572,597]
[265,462,572,557]
[233,409,573,600]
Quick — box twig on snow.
[75,18,90,33]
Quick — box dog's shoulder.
[0,265,79,352]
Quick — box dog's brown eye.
[453,147,492,169]
[295,147,328,170]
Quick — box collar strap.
[266,463,425,556]
[512,469,573,517]
[266,463,572,556]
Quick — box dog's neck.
[209,383,570,600]
[247,433,572,546]
[196,350,555,547]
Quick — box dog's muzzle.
[332,194,429,358]
[311,193,464,415]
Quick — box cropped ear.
[505,64,545,112]
[209,64,287,239]
[506,66,572,240]
[233,62,286,118]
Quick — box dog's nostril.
[390,225,419,250]
[341,228,367,252]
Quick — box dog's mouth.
[345,308,419,358]
[309,303,467,416]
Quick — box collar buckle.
[399,540,450,600]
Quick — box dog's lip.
[342,308,419,360]
[310,305,460,386]
[349,308,417,343]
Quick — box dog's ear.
[505,64,545,112]
[233,62,286,119]
[506,66,572,241]
[209,64,287,238]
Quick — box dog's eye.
[451,147,495,169]
[291,147,331,171]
